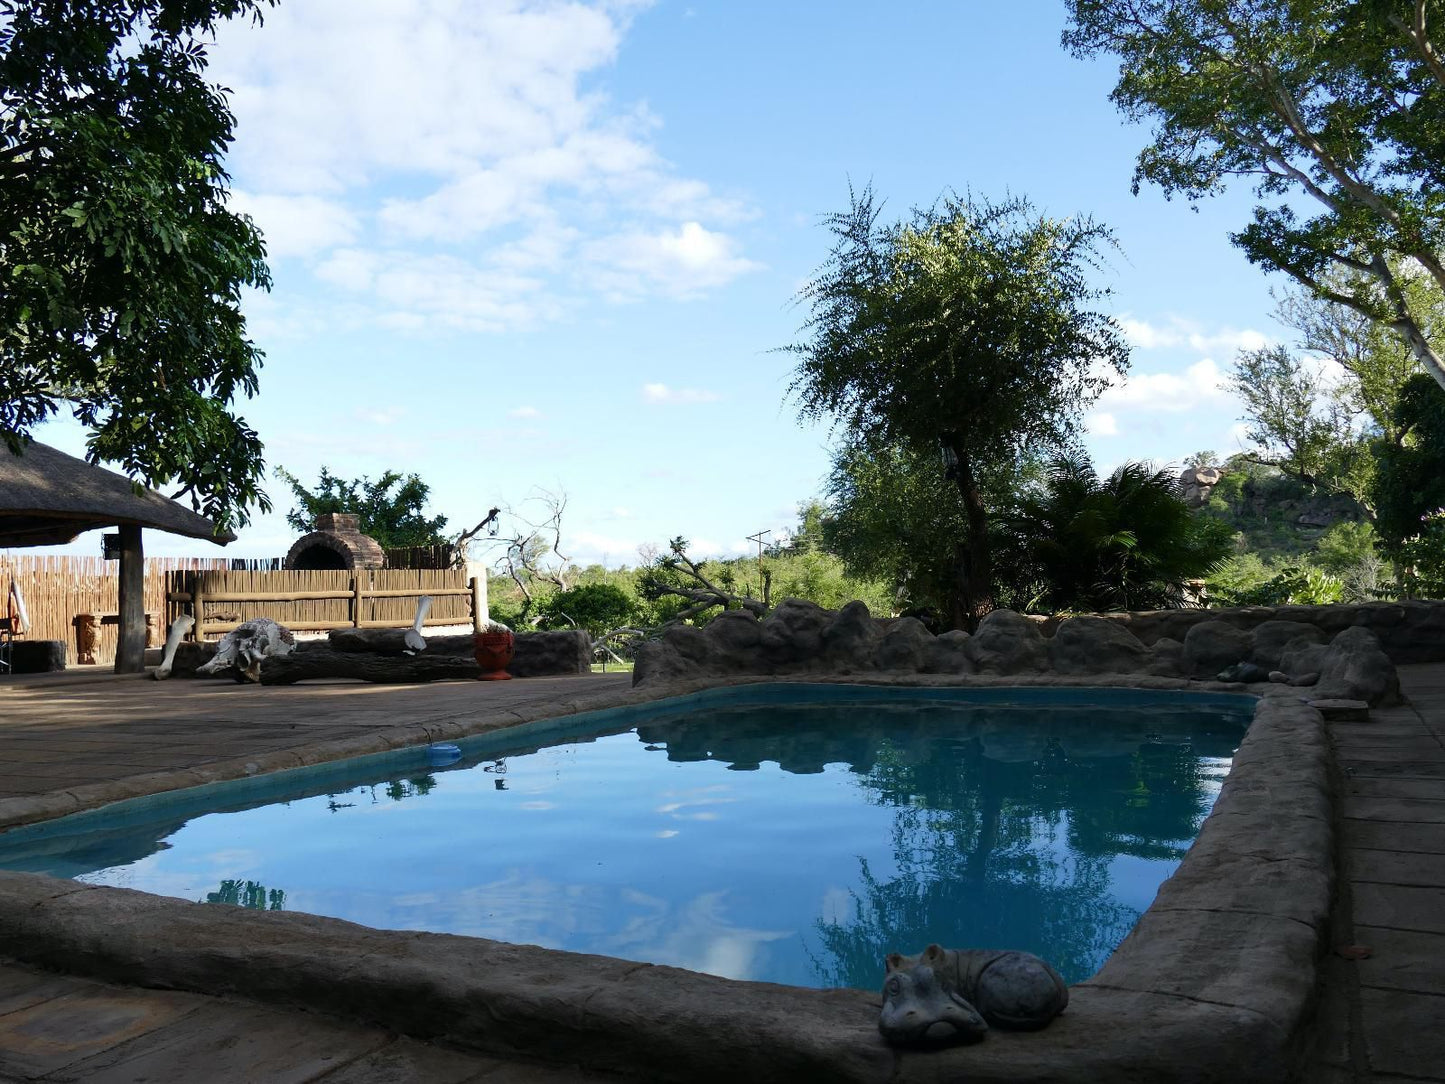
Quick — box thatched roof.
[0,440,233,547]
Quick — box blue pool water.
[0,685,1253,990]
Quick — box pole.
[114,524,145,673]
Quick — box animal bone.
[879,944,1068,1046]
[152,614,195,680]
[404,595,432,654]
[197,618,297,683]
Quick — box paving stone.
[313,1038,501,1083]
[1334,738,1445,762]
[0,989,198,1078]
[1354,926,1445,996]
[1348,777,1445,800]
[1348,848,1445,888]
[1353,882,1445,934]
[0,964,92,1017]
[1343,820,1445,854]
[1361,987,1445,1078]
[1347,795,1445,823]
[49,1000,390,1083]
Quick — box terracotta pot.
[474,630,515,681]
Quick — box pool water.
[0,686,1252,990]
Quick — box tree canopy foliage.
[787,187,1130,627]
[1,0,274,528]
[278,467,449,549]
[1064,0,1445,392]
[1373,372,1445,550]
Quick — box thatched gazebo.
[0,439,232,673]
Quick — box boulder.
[511,630,592,677]
[877,617,934,671]
[823,601,882,670]
[1279,636,1330,678]
[1047,616,1151,675]
[1182,621,1253,677]
[924,629,976,674]
[758,598,831,667]
[1250,621,1326,670]
[1315,626,1401,706]
[971,610,1047,674]
[703,609,764,672]
[1145,636,1185,677]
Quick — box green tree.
[787,187,1130,628]
[1,0,275,528]
[538,582,637,637]
[278,467,449,549]
[1373,372,1445,551]
[1005,454,1234,613]
[1064,1,1445,392]
[1228,344,1342,489]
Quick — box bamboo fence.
[0,554,237,666]
[165,567,475,639]
[0,556,475,666]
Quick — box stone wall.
[633,599,1401,705]
[1025,600,1445,664]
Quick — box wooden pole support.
[114,523,145,673]
[191,572,206,642]
[470,577,484,633]
[352,573,364,628]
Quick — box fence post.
[352,573,364,628]
[191,571,206,642]
[470,577,483,633]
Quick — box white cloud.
[1099,358,1229,413]
[1086,411,1119,436]
[642,382,721,404]
[229,191,359,259]
[210,1,757,323]
[583,222,763,299]
[508,406,542,419]
[1120,316,1270,355]
[355,407,405,426]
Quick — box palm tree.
[1004,453,1232,613]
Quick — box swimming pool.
[0,684,1254,990]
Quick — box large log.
[262,630,592,684]
[328,628,415,655]
[259,647,480,685]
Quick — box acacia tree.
[1064,0,1445,393]
[787,188,1130,629]
[1,0,274,529]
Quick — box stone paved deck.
[1307,663,1445,1083]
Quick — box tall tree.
[278,467,449,549]
[1,0,274,529]
[787,188,1130,628]
[1373,372,1445,551]
[1064,0,1445,393]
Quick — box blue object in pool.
[426,744,461,766]
[0,684,1253,991]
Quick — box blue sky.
[32,0,1285,565]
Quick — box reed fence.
[164,567,478,639]
[0,554,236,666]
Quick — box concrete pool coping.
[0,673,1333,1082]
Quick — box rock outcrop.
[631,600,1402,705]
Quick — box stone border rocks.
[635,601,1401,707]
[0,687,1332,1083]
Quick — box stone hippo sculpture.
[879,944,1068,1046]
[196,618,297,682]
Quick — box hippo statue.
[879,944,1068,1046]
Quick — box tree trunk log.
[263,630,592,684]
[260,647,479,685]
[114,524,146,674]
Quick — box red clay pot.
[474,630,515,681]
